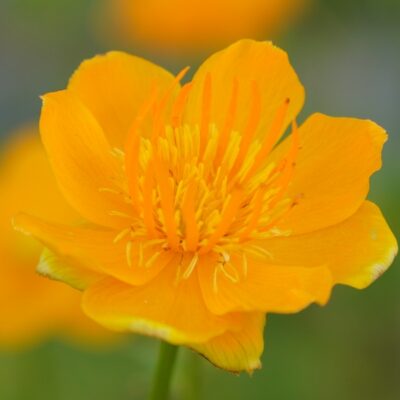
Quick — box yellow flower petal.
[40,90,134,228]
[68,51,177,146]
[270,113,387,234]
[198,255,332,315]
[190,313,265,373]
[13,214,167,287]
[255,201,398,289]
[37,248,102,290]
[82,268,245,345]
[185,39,304,145]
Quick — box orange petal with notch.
[190,312,265,373]
[255,201,397,289]
[270,113,387,234]
[68,51,177,146]
[184,40,304,144]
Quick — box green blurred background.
[0,0,399,399]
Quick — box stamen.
[174,253,185,285]
[242,253,248,277]
[213,262,240,293]
[220,263,240,283]
[126,241,133,267]
[138,242,144,267]
[182,253,199,279]
[153,157,180,250]
[151,66,190,143]
[269,120,299,208]
[213,264,219,293]
[171,83,193,128]
[99,187,121,195]
[244,98,290,182]
[143,238,167,248]
[181,181,199,251]
[239,187,266,241]
[142,163,158,238]
[113,227,131,244]
[112,147,125,158]
[221,251,230,263]
[199,188,243,254]
[125,86,158,210]
[258,199,294,235]
[229,81,261,181]
[199,73,212,159]
[174,66,191,85]
[245,245,273,260]
[214,79,239,166]
[145,251,162,268]
[109,210,133,219]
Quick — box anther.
[181,181,199,251]
[242,253,248,277]
[113,227,131,244]
[221,251,230,263]
[220,263,240,283]
[109,210,133,219]
[145,251,162,268]
[138,242,144,267]
[182,253,199,279]
[126,241,133,267]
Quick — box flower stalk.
[149,341,179,400]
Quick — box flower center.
[108,73,300,281]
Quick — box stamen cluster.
[107,73,300,283]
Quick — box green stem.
[182,350,202,400]
[149,341,179,400]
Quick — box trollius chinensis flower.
[15,40,397,372]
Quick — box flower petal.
[38,248,102,290]
[68,51,177,146]
[82,269,244,344]
[190,312,265,373]
[198,254,332,315]
[271,113,387,234]
[13,214,168,287]
[185,39,304,141]
[255,201,398,289]
[40,90,133,228]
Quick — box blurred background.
[0,0,399,399]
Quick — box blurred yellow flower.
[0,128,116,349]
[15,40,397,371]
[101,0,308,56]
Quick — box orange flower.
[15,40,397,371]
[101,0,308,56]
[0,127,116,349]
